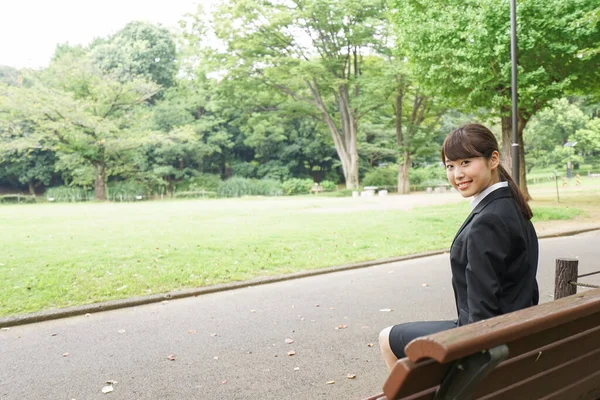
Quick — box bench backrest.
[378,288,600,400]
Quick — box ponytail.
[498,165,533,220]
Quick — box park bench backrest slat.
[472,322,600,397]
[405,288,600,363]
[540,370,600,400]
[474,325,600,398]
[479,348,600,399]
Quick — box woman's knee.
[379,326,393,350]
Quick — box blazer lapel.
[450,187,512,247]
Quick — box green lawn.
[0,194,588,317]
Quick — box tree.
[0,53,160,200]
[185,0,388,188]
[392,0,600,198]
[92,21,178,90]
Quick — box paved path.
[1,231,600,400]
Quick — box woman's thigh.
[389,320,457,358]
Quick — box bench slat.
[480,347,600,399]
[540,369,600,400]
[474,323,600,397]
[405,288,600,363]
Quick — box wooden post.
[554,258,579,299]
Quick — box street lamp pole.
[510,0,520,185]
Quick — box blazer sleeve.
[465,212,510,323]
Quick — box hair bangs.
[442,128,483,162]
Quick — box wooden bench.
[364,287,600,400]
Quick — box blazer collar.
[452,186,512,245]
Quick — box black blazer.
[450,186,539,326]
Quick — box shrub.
[363,167,397,187]
[217,177,283,197]
[320,180,336,192]
[409,166,446,186]
[108,181,147,202]
[173,190,217,199]
[177,174,221,192]
[46,186,94,202]
[282,178,314,195]
[322,189,354,197]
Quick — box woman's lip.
[457,181,471,190]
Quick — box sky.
[0,0,215,69]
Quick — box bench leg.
[434,344,509,400]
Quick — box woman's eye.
[445,164,453,170]
[461,160,470,166]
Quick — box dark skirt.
[389,320,457,358]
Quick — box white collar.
[470,181,509,209]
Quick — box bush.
[108,181,147,202]
[409,166,446,186]
[320,180,336,192]
[173,190,217,199]
[0,194,37,204]
[363,167,397,187]
[177,174,221,192]
[46,186,94,202]
[282,178,314,195]
[217,177,283,197]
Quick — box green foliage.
[409,166,446,186]
[177,173,222,192]
[92,21,178,88]
[321,189,355,197]
[107,181,146,202]
[281,178,314,195]
[320,181,337,191]
[46,186,94,202]
[217,177,283,197]
[173,190,217,199]
[363,167,397,187]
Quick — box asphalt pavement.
[1,230,600,400]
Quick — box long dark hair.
[441,123,533,220]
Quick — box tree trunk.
[28,182,36,196]
[397,152,410,194]
[94,162,107,201]
[500,110,531,200]
[305,80,360,189]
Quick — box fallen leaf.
[287,351,296,356]
[188,330,197,334]
[85,313,91,317]
[347,374,356,379]
[51,333,57,336]
[214,356,219,360]
[161,300,169,305]
[63,352,70,357]
[1,327,10,331]
[367,343,375,347]
[167,354,176,361]
[326,381,335,385]
[117,329,126,334]
[101,385,114,394]
[335,324,348,330]
[285,338,294,344]
[379,308,393,312]
[422,283,429,287]
[294,367,300,371]
[329,307,335,310]
[105,380,118,385]
[249,309,256,313]
[210,333,217,337]
[221,380,227,384]
[315,304,320,307]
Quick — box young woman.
[379,123,539,370]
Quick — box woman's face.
[445,152,500,198]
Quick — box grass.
[0,190,595,317]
